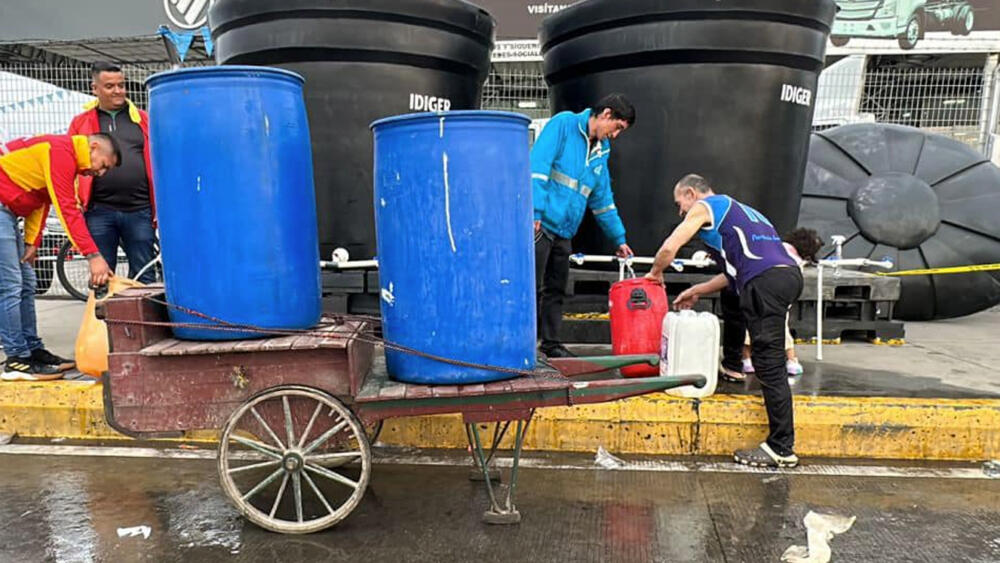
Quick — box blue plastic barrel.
[371,111,535,383]
[146,66,321,340]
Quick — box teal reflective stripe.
[593,204,616,215]
[550,169,578,190]
[532,173,549,182]
[580,184,593,197]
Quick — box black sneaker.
[541,344,576,358]
[734,443,799,468]
[30,348,75,372]
[2,357,64,382]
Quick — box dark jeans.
[0,204,42,359]
[85,205,156,284]
[721,267,804,456]
[534,229,572,351]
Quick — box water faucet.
[830,235,846,261]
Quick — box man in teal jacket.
[531,94,635,358]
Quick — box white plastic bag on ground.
[782,511,856,563]
[594,446,627,469]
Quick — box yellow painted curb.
[2,382,999,461]
[0,381,214,443]
[0,381,112,440]
[378,394,1000,461]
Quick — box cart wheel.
[218,386,371,534]
[365,420,384,445]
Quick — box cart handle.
[546,354,659,377]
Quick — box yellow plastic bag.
[75,276,144,377]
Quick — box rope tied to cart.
[103,295,554,379]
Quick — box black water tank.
[801,123,1000,320]
[210,0,495,260]
[540,0,837,256]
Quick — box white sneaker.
[786,359,804,376]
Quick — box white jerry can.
[660,310,719,398]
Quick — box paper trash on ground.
[782,511,856,563]
[117,526,152,540]
[594,446,627,469]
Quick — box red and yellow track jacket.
[0,134,99,255]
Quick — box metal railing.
[859,66,989,148]
[0,63,176,140]
[482,60,998,153]
[481,65,551,120]
[0,63,169,297]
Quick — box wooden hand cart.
[101,286,706,534]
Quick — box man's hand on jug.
[87,253,113,288]
[673,286,700,309]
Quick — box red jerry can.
[609,278,669,377]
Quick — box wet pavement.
[2,450,1000,562]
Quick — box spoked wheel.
[365,420,384,445]
[218,386,371,534]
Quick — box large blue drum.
[371,111,535,384]
[146,66,321,340]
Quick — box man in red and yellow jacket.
[68,62,157,283]
[0,133,118,381]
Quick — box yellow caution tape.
[564,312,610,320]
[797,337,842,345]
[878,263,1000,277]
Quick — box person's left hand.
[20,246,37,266]
[673,286,700,309]
[645,270,663,285]
[616,243,633,259]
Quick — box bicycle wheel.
[55,240,90,301]
[133,241,163,284]
[56,241,130,301]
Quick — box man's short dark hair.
[676,173,713,194]
[89,132,122,167]
[592,93,636,125]
[91,61,123,79]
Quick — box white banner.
[492,40,543,62]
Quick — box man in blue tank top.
[646,174,804,468]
